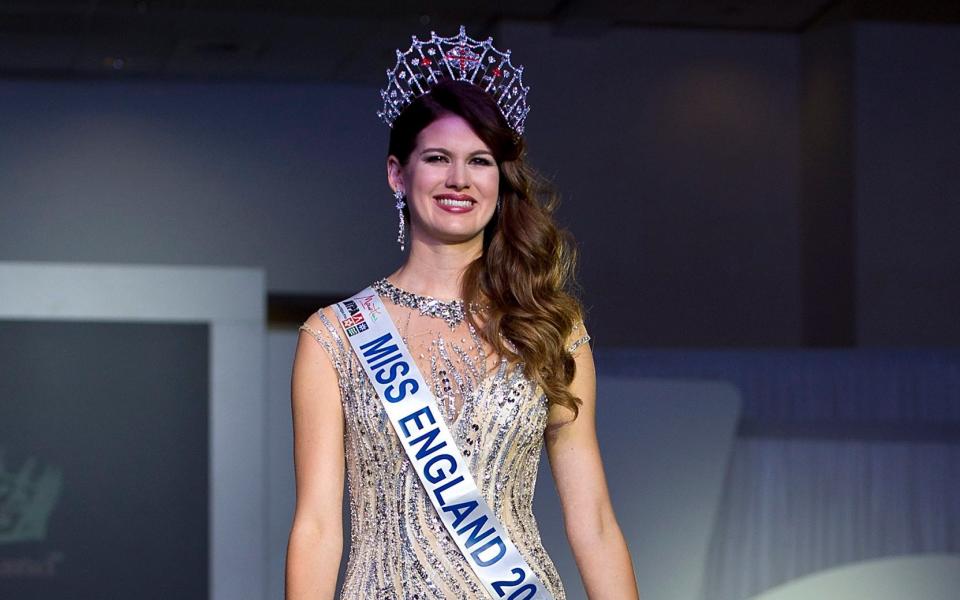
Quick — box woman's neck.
[388,236,482,301]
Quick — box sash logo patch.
[340,299,368,336]
[357,294,382,321]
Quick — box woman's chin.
[413,228,486,247]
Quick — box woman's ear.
[386,155,404,193]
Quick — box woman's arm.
[285,309,346,600]
[545,325,640,600]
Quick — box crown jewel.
[377,25,531,135]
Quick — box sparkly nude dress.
[298,277,590,599]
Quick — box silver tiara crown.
[377,25,531,135]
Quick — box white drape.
[595,348,960,600]
[699,438,960,600]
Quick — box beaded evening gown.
[298,277,591,600]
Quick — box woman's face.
[388,113,499,248]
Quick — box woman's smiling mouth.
[434,194,476,212]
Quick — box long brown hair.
[388,80,587,420]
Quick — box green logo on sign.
[0,450,63,544]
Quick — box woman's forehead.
[416,114,492,152]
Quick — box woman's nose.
[446,161,469,189]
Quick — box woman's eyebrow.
[420,147,494,156]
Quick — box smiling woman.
[388,112,501,245]
[286,26,639,600]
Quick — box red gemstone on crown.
[421,57,432,65]
[492,67,501,76]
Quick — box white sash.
[334,287,555,600]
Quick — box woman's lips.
[434,196,476,213]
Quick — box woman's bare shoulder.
[292,305,346,404]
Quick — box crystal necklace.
[371,277,489,329]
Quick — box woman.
[286,27,638,599]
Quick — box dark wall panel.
[0,320,208,599]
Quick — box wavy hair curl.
[388,80,587,420]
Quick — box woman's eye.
[424,155,493,165]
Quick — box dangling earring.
[496,195,503,214]
[394,189,406,251]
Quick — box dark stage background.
[0,320,209,599]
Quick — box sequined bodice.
[298,278,589,599]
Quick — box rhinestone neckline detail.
[371,278,489,329]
